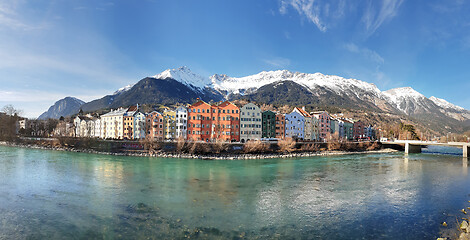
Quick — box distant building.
[133,112,146,140]
[123,115,134,140]
[74,115,95,137]
[342,119,354,141]
[94,119,101,138]
[285,108,305,140]
[187,100,213,142]
[353,120,365,140]
[187,100,240,142]
[293,107,316,141]
[262,110,276,139]
[240,103,262,142]
[275,113,286,140]
[215,101,240,142]
[100,107,128,139]
[365,125,376,140]
[311,111,331,141]
[146,111,164,140]
[175,106,187,139]
[163,109,176,140]
[18,119,26,130]
[330,117,340,140]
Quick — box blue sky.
[1,0,470,117]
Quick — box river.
[0,145,468,239]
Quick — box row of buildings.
[70,100,376,142]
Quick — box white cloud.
[280,0,327,32]
[263,57,291,68]
[0,1,46,31]
[362,0,404,36]
[279,0,403,36]
[344,43,384,64]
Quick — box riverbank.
[0,139,398,160]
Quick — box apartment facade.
[100,107,128,139]
[133,112,146,139]
[262,110,276,138]
[187,100,240,142]
[240,103,262,143]
[353,120,365,140]
[275,113,286,140]
[285,110,305,140]
[175,106,187,139]
[311,111,331,141]
[163,109,176,140]
[146,111,164,140]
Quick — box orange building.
[146,111,164,140]
[275,113,286,139]
[123,115,134,139]
[187,100,240,142]
[187,100,212,142]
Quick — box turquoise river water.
[0,145,469,239]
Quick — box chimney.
[302,106,306,111]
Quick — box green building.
[262,110,276,138]
[343,120,354,141]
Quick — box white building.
[74,116,94,137]
[100,107,128,139]
[240,103,262,142]
[175,106,187,139]
[94,118,101,138]
[133,112,146,139]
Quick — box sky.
[1,0,470,118]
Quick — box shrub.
[140,137,162,154]
[189,142,211,154]
[367,142,381,151]
[212,139,229,154]
[277,138,296,153]
[327,141,341,151]
[176,137,188,153]
[301,143,320,152]
[244,140,269,153]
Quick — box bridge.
[381,140,469,158]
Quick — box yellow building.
[163,109,176,140]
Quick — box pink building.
[311,111,330,141]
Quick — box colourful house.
[285,108,305,140]
[262,110,276,138]
[311,111,331,141]
[275,113,286,140]
[146,111,164,140]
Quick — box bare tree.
[2,104,23,116]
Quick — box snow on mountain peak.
[383,87,425,100]
[113,84,134,95]
[430,96,464,111]
[153,66,211,90]
[210,69,382,97]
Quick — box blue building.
[285,109,305,140]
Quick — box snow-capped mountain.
[44,66,469,133]
[153,66,212,92]
[383,87,432,115]
[113,84,134,95]
[429,96,464,111]
[383,87,470,122]
[38,97,85,120]
[210,70,382,98]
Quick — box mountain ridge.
[39,66,470,133]
[38,97,85,120]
